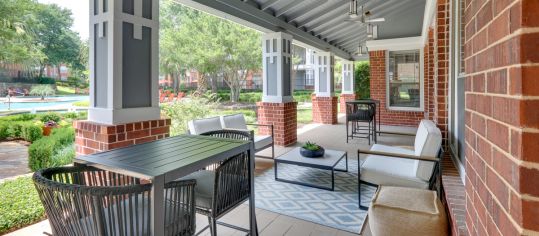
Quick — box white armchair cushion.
[413,120,442,181]
[220,114,248,130]
[254,135,272,150]
[361,144,429,189]
[187,117,222,135]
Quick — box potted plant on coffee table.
[300,141,325,158]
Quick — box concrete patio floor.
[7,115,417,236]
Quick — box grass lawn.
[0,177,45,234]
[56,86,76,95]
[297,108,312,124]
[72,100,89,107]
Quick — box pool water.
[0,96,89,111]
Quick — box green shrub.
[0,123,8,140]
[20,124,43,142]
[28,127,75,171]
[0,121,42,142]
[0,177,45,234]
[38,77,56,84]
[40,112,61,123]
[162,96,217,136]
[50,144,75,167]
[30,85,55,100]
[63,112,78,119]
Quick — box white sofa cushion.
[413,120,442,181]
[361,144,429,189]
[220,114,248,130]
[254,135,272,150]
[187,117,222,135]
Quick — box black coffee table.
[274,147,348,191]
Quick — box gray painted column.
[314,51,335,97]
[89,0,160,124]
[261,32,293,103]
[341,60,354,94]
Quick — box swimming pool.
[0,96,89,111]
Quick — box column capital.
[262,32,293,103]
[88,0,160,125]
[341,60,355,94]
[314,51,335,97]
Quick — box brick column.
[433,0,450,148]
[257,102,297,146]
[74,118,170,156]
[464,0,539,235]
[339,93,357,113]
[312,95,338,124]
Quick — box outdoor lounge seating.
[358,119,443,209]
[33,166,197,236]
[188,114,274,158]
[178,130,253,236]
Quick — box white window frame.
[385,48,425,112]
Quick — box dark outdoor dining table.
[74,134,258,236]
[346,99,381,143]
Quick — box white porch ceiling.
[176,0,426,61]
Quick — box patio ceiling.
[176,0,426,61]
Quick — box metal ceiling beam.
[176,0,353,60]
[295,2,348,29]
[275,1,305,17]
[285,0,330,23]
[260,0,280,10]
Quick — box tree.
[354,61,370,98]
[160,1,261,102]
[0,0,44,64]
[34,4,81,78]
[30,84,55,100]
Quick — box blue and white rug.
[254,159,376,233]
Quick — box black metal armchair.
[179,129,253,236]
[33,166,197,236]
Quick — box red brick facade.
[464,0,539,235]
[369,50,426,126]
[312,95,338,124]
[74,118,170,156]
[339,93,357,113]
[434,0,450,148]
[257,102,297,146]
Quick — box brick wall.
[434,0,451,148]
[312,95,338,124]
[339,93,357,113]
[369,50,426,126]
[257,102,297,146]
[464,0,539,235]
[426,28,436,121]
[74,118,170,156]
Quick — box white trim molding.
[366,36,423,51]
[421,0,437,45]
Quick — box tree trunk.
[210,75,218,93]
[38,64,45,78]
[57,65,62,80]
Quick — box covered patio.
[21,0,539,235]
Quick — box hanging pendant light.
[348,0,359,18]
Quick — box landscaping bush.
[0,121,42,142]
[50,144,75,167]
[162,96,217,136]
[0,176,45,235]
[28,127,75,171]
[37,77,56,84]
[40,112,61,123]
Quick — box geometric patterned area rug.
[254,158,377,233]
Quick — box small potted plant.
[300,141,325,158]
[42,120,57,136]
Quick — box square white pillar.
[341,60,355,94]
[314,51,335,97]
[261,32,293,103]
[88,0,160,125]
